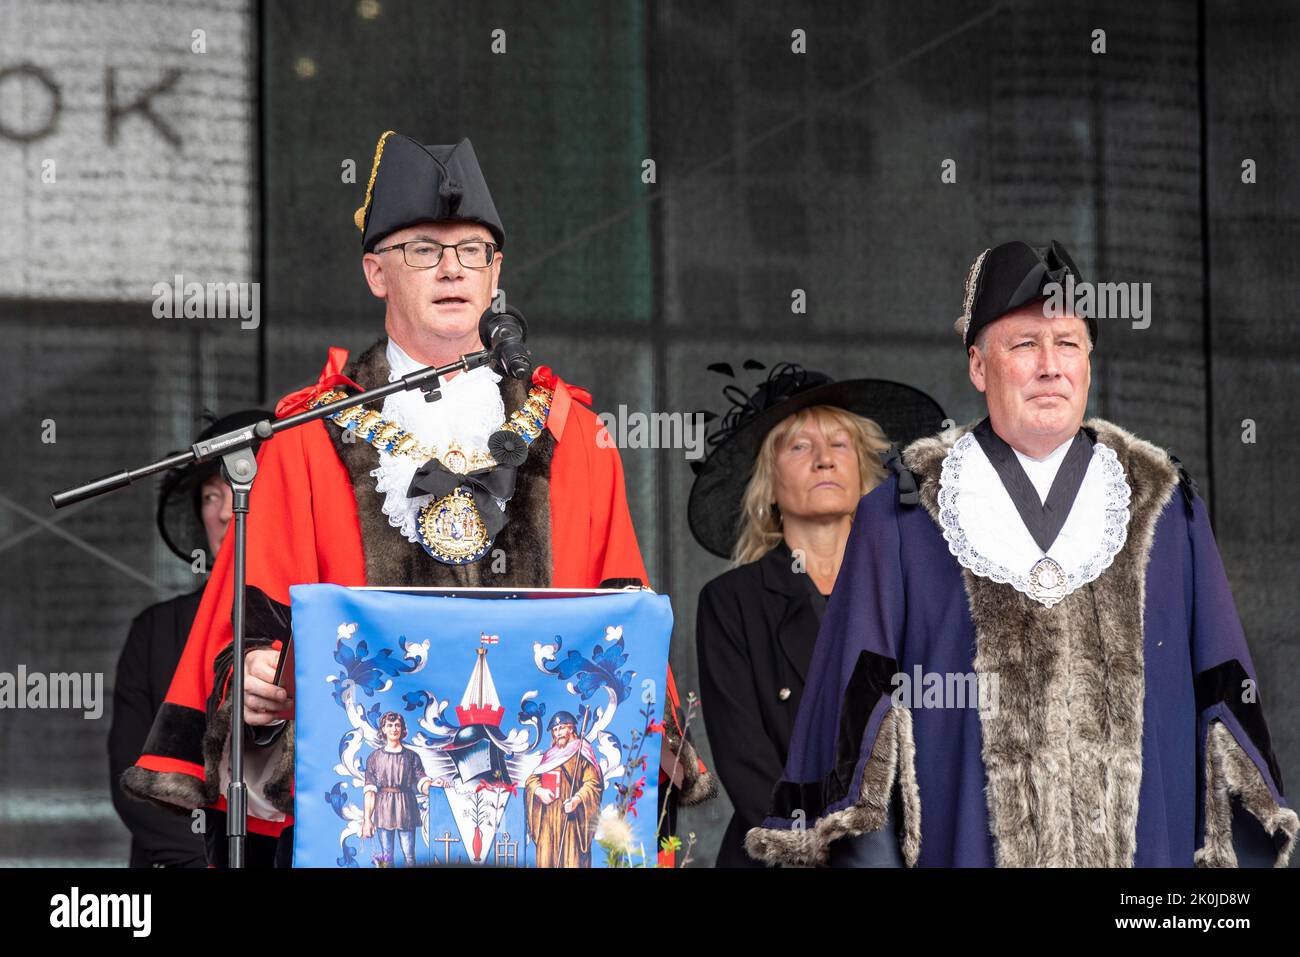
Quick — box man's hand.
[536,787,555,805]
[244,647,293,726]
[563,796,580,814]
[361,819,374,839]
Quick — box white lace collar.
[372,339,505,547]
[936,431,1131,607]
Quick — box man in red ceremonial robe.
[121,132,711,866]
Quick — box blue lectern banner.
[289,585,674,868]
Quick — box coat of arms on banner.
[289,585,674,868]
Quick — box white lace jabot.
[372,338,505,547]
[936,431,1132,607]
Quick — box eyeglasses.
[374,239,498,269]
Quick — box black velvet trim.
[207,636,275,717]
[1196,658,1285,796]
[205,585,285,716]
[766,650,898,819]
[245,585,292,644]
[141,702,207,766]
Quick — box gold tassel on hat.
[354,130,396,232]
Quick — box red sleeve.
[157,419,364,715]
[548,392,648,588]
[588,411,649,586]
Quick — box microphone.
[478,304,533,380]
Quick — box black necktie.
[971,418,1094,554]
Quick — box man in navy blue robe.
[745,241,1297,867]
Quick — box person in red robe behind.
[122,131,712,866]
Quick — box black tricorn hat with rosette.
[354,132,505,252]
[687,362,947,559]
[957,240,1092,349]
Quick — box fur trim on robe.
[747,418,1292,868]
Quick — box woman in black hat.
[108,409,270,867]
[689,363,943,867]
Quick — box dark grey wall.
[0,0,1295,866]
[0,0,258,863]
[1203,2,1300,830]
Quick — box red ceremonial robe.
[124,345,651,838]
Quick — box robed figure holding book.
[525,711,602,867]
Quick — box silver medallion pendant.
[1027,556,1068,607]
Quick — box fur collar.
[122,341,562,825]
[326,338,555,589]
[904,418,1178,866]
[217,340,560,819]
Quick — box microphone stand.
[51,346,499,866]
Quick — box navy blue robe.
[749,458,1294,867]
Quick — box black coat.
[108,587,208,867]
[696,542,824,867]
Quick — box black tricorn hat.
[687,362,947,560]
[957,240,1093,349]
[156,408,274,565]
[354,132,505,252]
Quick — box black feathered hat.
[156,409,274,565]
[354,132,505,252]
[957,240,1092,349]
[687,362,946,560]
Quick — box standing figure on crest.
[362,711,433,866]
[525,711,602,867]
